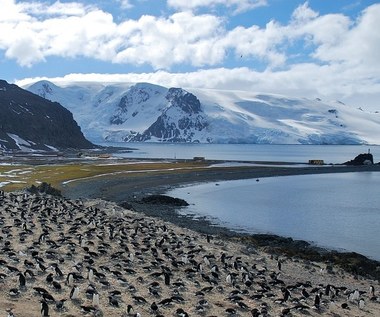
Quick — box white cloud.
[3,1,380,110]
[167,0,267,14]
[222,21,287,68]
[311,4,380,67]
[118,0,133,9]
[113,12,225,68]
[19,1,90,16]
[291,1,318,22]
[0,0,31,22]
[16,64,380,111]
[2,0,379,73]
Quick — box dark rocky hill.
[0,80,94,151]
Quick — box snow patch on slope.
[24,81,380,145]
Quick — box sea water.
[102,142,380,259]
[105,142,380,164]
[167,172,380,260]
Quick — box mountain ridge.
[0,80,94,151]
[24,80,380,145]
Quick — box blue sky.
[1,0,380,110]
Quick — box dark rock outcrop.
[344,153,374,165]
[0,80,94,151]
[141,194,189,206]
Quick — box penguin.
[92,292,100,307]
[55,299,66,310]
[283,288,291,302]
[52,281,62,291]
[313,294,320,310]
[126,304,134,314]
[359,298,365,310]
[66,272,74,286]
[24,269,35,279]
[40,300,49,317]
[349,289,360,302]
[54,265,63,277]
[87,267,94,282]
[37,262,47,272]
[46,273,54,284]
[370,285,375,297]
[164,272,170,286]
[109,296,119,307]
[225,308,236,315]
[70,285,79,300]
[176,308,189,317]
[9,288,20,297]
[18,272,26,288]
[203,255,210,266]
[85,284,97,298]
[301,288,310,298]
[80,306,97,314]
[151,301,159,313]
[226,273,233,285]
[6,309,15,317]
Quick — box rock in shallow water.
[140,194,189,206]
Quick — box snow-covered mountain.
[25,80,380,145]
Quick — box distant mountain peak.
[25,80,380,145]
[166,88,202,114]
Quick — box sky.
[1,0,380,111]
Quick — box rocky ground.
[0,191,379,317]
[61,163,380,282]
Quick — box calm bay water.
[102,142,380,260]
[105,142,380,164]
[167,172,380,260]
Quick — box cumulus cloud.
[16,62,380,111]
[1,0,379,73]
[113,12,225,68]
[167,0,268,14]
[3,1,380,109]
[19,1,90,16]
[118,0,133,9]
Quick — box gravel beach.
[61,162,380,281]
[0,191,379,317]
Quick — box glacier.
[24,80,380,145]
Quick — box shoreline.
[1,190,379,316]
[61,162,380,281]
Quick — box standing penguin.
[313,294,320,310]
[92,292,100,307]
[87,267,94,282]
[164,272,170,286]
[370,285,375,297]
[277,260,282,271]
[18,272,26,288]
[66,272,74,286]
[70,285,80,300]
[40,300,49,317]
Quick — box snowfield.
[25,80,380,145]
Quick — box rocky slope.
[0,80,94,151]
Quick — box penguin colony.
[0,190,379,317]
